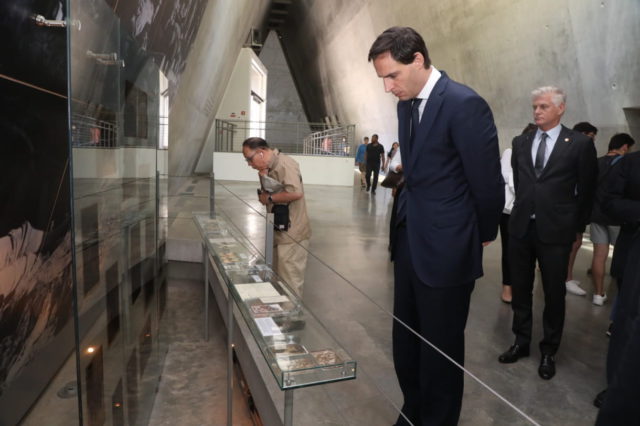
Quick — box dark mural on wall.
[0,0,74,423]
[106,0,208,102]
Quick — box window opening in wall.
[124,81,148,139]
[249,58,267,139]
[158,70,169,150]
[250,90,265,139]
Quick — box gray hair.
[531,86,566,107]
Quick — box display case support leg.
[209,172,215,217]
[203,243,209,341]
[265,212,274,267]
[227,294,234,426]
[284,389,294,426]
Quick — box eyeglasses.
[244,150,262,163]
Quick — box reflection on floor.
[147,262,253,426]
[160,175,611,425]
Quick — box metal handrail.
[214,119,356,157]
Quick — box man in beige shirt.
[242,137,311,297]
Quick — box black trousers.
[499,213,511,286]
[509,220,571,355]
[365,163,380,190]
[393,227,474,426]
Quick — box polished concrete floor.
[158,174,613,425]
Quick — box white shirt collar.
[416,66,441,101]
[535,123,562,142]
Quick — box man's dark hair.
[368,26,431,68]
[242,137,269,150]
[608,133,635,151]
[573,122,598,134]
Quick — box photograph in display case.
[274,316,307,333]
[250,303,284,317]
[208,238,241,250]
[219,252,241,264]
[270,342,307,356]
[235,282,280,301]
[310,349,342,367]
[276,354,316,371]
[250,300,296,318]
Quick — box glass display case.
[194,212,357,392]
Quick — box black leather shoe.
[538,354,556,380]
[498,344,530,363]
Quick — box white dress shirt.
[501,148,515,213]
[390,147,402,172]
[531,124,562,169]
[415,67,442,120]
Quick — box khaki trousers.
[358,163,366,186]
[273,239,310,298]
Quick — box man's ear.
[413,52,424,68]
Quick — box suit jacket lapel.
[407,73,448,172]
[398,100,412,173]
[522,132,536,175]
[540,125,573,178]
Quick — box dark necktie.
[409,98,422,153]
[534,132,548,177]
[396,98,422,225]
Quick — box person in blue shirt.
[355,136,369,189]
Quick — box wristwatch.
[268,195,273,203]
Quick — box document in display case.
[194,212,357,425]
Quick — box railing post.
[214,172,216,219]
[265,213,274,267]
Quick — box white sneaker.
[593,294,608,306]
[566,280,586,296]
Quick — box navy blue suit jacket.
[396,71,504,287]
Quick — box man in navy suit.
[597,150,640,425]
[369,27,503,426]
[498,86,597,380]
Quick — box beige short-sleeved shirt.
[267,150,311,244]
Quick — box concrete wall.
[168,0,270,177]
[213,152,354,186]
[194,48,268,173]
[260,31,312,124]
[280,0,640,154]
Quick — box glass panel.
[68,0,165,424]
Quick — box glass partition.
[68,1,167,424]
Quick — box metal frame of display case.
[194,212,357,426]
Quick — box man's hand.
[258,191,270,205]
